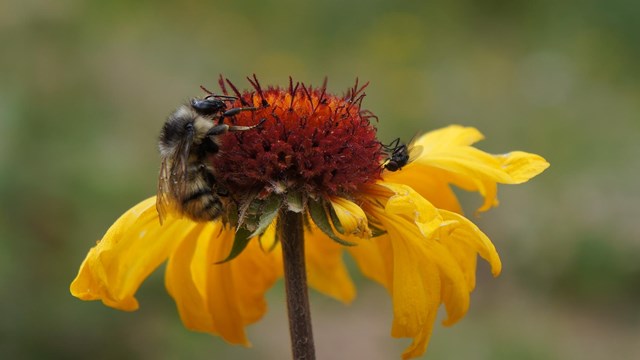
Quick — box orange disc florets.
[211,76,384,198]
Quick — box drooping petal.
[70,197,195,311]
[230,230,281,325]
[439,210,502,279]
[346,184,399,291]
[361,183,470,359]
[380,214,468,359]
[165,223,214,332]
[347,235,393,292]
[433,210,502,327]
[191,226,248,344]
[304,224,356,303]
[177,226,279,345]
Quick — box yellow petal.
[167,221,282,339]
[329,197,371,238]
[70,197,194,311]
[188,226,279,345]
[347,235,393,291]
[379,182,442,238]
[304,224,356,303]
[400,326,436,360]
[434,226,479,294]
[495,150,550,183]
[258,219,279,252]
[383,163,463,213]
[417,145,515,188]
[414,125,485,150]
[362,183,470,358]
[433,210,501,327]
[439,210,502,280]
[382,223,441,336]
[379,214,468,359]
[230,231,281,325]
[192,226,248,344]
[407,125,549,212]
[165,223,214,332]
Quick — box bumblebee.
[156,95,262,223]
[382,137,422,172]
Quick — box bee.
[156,95,263,223]
[381,137,422,171]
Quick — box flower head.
[213,77,383,198]
[71,76,549,359]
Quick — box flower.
[70,76,549,359]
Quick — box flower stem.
[278,210,316,360]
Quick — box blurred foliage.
[1,0,639,359]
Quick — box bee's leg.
[228,118,266,132]
[217,106,257,124]
[207,124,231,136]
[205,94,237,100]
[207,119,265,137]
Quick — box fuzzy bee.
[381,137,422,172]
[156,95,263,223]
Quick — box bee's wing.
[156,157,172,224]
[156,133,194,224]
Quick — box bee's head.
[191,96,228,116]
[159,105,213,154]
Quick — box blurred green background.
[2,0,639,359]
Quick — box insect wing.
[156,157,173,224]
[404,132,424,162]
[156,131,194,223]
[407,143,423,164]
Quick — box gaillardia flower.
[71,76,549,359]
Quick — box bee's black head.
[190,96,228,116]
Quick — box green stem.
[278,210,316,360]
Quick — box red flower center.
[211,77,384,198]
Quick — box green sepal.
[250,196,282,238]
[216,226,253,264]
[308,199,356,246]
[242,200,264,233]
[369,223,387,237]
[286,191,304,213]
[235,190,260,229]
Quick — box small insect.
[156,95,263,223]
[381,137,422,172]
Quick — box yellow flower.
[71,78,548,359]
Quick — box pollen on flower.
[211,76,384,198]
